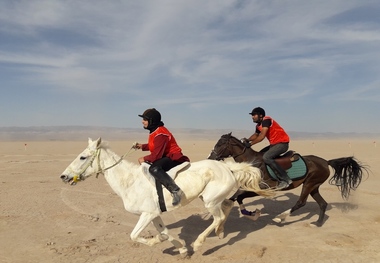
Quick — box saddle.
[274,150,299,170]
[266,151,307,182]
[167,162,190,179]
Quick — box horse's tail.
[224,161,275,198]
[327,157,369,200]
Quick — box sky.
[1,0,380,133]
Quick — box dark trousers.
[148,157,181,192]
[261,143,290,181]
[150,157,180,172]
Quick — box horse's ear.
[88,138,93,144]
[96,138,102,147]
[228,132,232,136]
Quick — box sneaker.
[277,180,292,189]
[172,189,183,206]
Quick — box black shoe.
[172,189,183,206]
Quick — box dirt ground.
[1,138,379,263]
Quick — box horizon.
[2,124,380,134]
[0,126,379,142]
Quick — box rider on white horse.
[133,108,190,206]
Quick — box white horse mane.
[91,137,110,149]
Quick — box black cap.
[138,108,161,124]
[249,107,265,116]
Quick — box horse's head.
[60,138,103,185]
[208,132,246,161]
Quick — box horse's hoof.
[310,221,323,227]
[193,241,202,252]
[273,209,291,224]
[243,209,261,221]
[179,247,189,258]
[158,234,169,241]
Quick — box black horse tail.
[327,157,369,200]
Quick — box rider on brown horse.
[245,107,293,189]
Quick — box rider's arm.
[250,127,268,145]
[249,119,271,146]
[247,132,259,143]
[143,134,169,163]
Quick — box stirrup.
[335,178,343,186]
[277,180,291,189]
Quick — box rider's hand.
[241,138,251,148]
[132,142,142,149]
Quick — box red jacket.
[141,126,189,163]
[256,116,289,145]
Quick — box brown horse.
[208,133,368,226]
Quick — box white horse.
[60,138,274,257]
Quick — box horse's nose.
[60,175,68,180]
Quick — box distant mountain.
[0,126,379,141]
[0,126,142,141]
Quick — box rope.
[95,145,137,178]
[73,144,138,182]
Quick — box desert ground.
[1,137,379,263]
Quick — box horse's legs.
[273,185,311,223]
[152,216,188,256]
[193,203,225,251]
[216,199,234,238]
[130,212,162,246]
[309,187,328,227]
[230,190,260,220]
[235,191,258,205]
[237,192,261,220]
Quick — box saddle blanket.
[266,154,308,181]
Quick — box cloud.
[337,81,380,101]
[0,1,379,131]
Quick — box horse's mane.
[96,139,141,170]
[223,133,243,145]
[221,133,262,167]
[98,139,110,149]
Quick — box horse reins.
[214,137,247,160]
[72,145,137,183]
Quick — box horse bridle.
[212,136,247,160]
[70,146,136,184]
[69,148,102,183]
